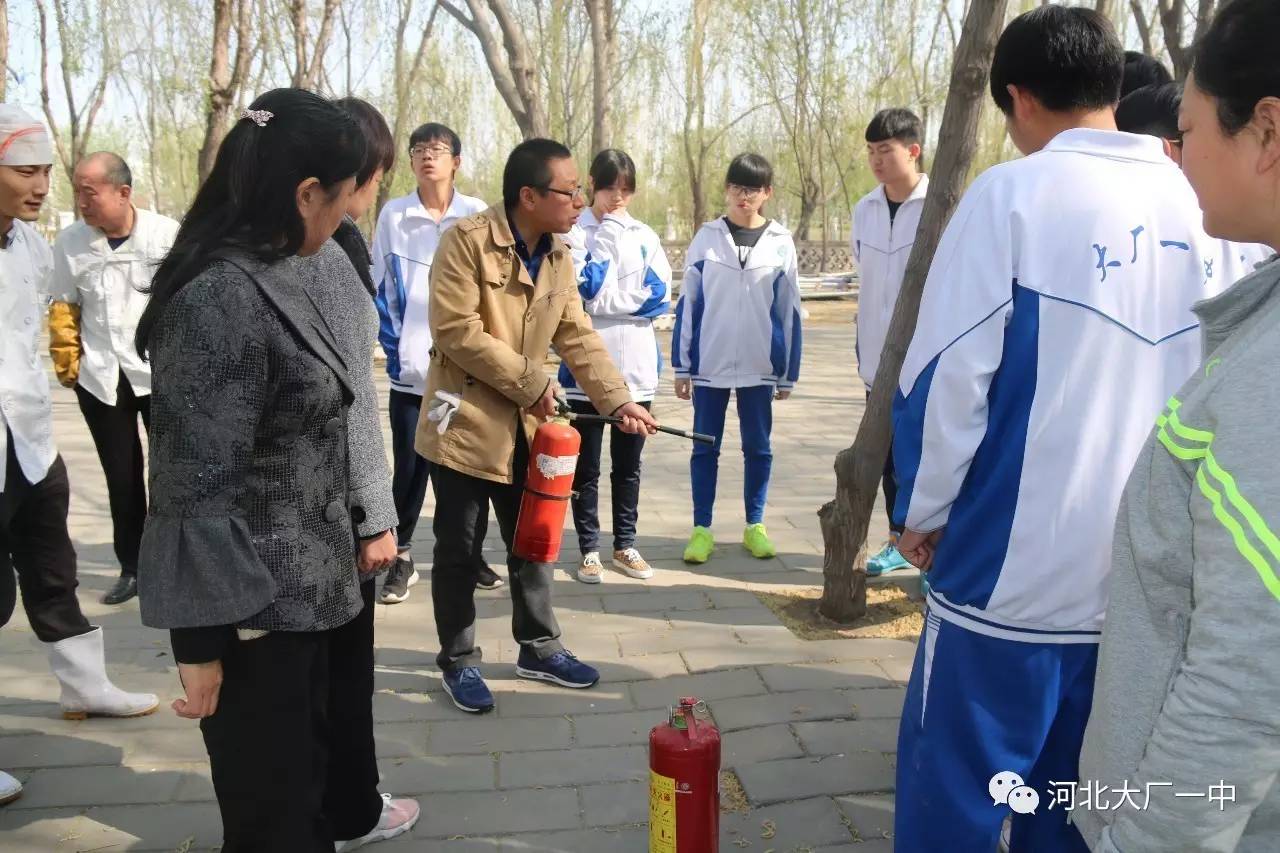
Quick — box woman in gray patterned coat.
[134,89,414,852]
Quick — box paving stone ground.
[0,316,917,851]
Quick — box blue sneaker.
[516,648,599,689]
[866,541,912,576]
[441,666,495,714]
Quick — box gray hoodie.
[1076,257,1280,852]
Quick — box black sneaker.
[476,564,505,591]
[102,575,138,605]
[379,557,419,604]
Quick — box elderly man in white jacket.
[0,107,157,810]
[47,152,178,605]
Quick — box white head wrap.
[0,105,54,167]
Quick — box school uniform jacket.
[851,175,929,389]
[672,218,802,391]
[558,209,671,403]
[893,129,1232,640]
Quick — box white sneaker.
[47,627,159,720]
[612,547,653,579]
[0,770,22,806]
[334,793,420,851]
[575,552,603,584]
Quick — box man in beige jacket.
[417,138,656,713]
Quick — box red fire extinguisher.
[649,697,721,853]
[512,419,581,563]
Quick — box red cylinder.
[513,420,581,563]
[649,697,721,853]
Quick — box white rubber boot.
[47,627,159,720]
[0,770,22,806]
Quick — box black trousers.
[388,389,431,550]
[431,439,562,671]
[199,585,382,852]
[75,371,150,576]
[568,399,649,554]
[0,438,92,642]
[867,392,903,535]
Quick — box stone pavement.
[0,318,919,851]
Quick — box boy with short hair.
[372,123,492,604]
[850,108,929,577]
[891,7,1227,850]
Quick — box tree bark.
[1156,0,1188,80]
[1095,0,1115,21]
[440,0,548,138]
[376,0,441,216]
[818,0,1010,621]
[1130,0,1153,57]
[586,0,615,155]
[198,0,253,184]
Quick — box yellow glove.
[48,301,82,388]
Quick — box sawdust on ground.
[755,584,924,640]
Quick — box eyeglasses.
[541,185,586,202]
[409,145,455,161]
[727,184,765,199]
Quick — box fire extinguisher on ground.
[650,697,721,852]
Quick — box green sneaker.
[743,523,776,559]
[683,527,715,564]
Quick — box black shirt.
[724,216,770,268]
[886,199,903,225]
[107,235,129,250]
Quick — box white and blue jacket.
[893,129,1233,640]
[852,175,929,389]
[371,188,488,396]
[673,218,802,390]
[558,209,671,403]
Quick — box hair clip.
[240,108,274,127]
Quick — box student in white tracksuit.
[889,8,1236,852]
[370,122,490,603]
[558,150,671,584]
[850,108,929,578]
[673,153,802,565]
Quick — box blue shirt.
[509,216,553,284]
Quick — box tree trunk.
[818,0,1010,621]
[1130,0,1153,57]
[586,0,614,155]
[1094,0,1115,21]
[1156,0,1189,80]
[377,0,440,217]
[198,0,234,184]
[439,0,548,138]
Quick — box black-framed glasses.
[409,144,455,161]
[540,185,586,202]
[727,183,765,199]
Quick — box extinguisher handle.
[655,425,716,445]
[557,402,715,445]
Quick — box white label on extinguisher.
[649,769,676,852]
[535,453,578,479]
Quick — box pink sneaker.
[334,793,420,851]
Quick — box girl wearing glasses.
[673,153,803,565]
[559,149,672,584]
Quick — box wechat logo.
[990,771,1040,815]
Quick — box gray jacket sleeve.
[1100,377,1280,852]
[346,355,397,539]
[137,269,277,631]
